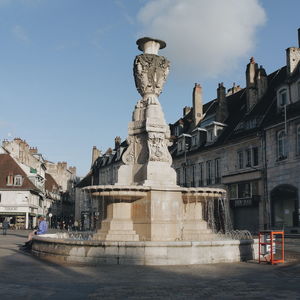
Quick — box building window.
[252,181,259,196]
[229,182,253,199]
[238,182,251,198]
[191,135,197,147]
[279,88,287,106]
[198,162,203,186]
[296,125,300,155]
[215,158,221,184]
[178,140,184,152]
[229,184,238,199]
[237,151,244,169]
[277,130,287,160]
[207,129,213,142]
[206,160,213,185]
[6,174,13,186]
[246,149,252,167]
[14,175,23,186]
[252,147,259,166]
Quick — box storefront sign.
[230,196,260,208]
[4,207,17,211]
[0,212,25,216]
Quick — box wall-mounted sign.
[230,196,260,208]
[4,207,17,211]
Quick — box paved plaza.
[0,231,300,299]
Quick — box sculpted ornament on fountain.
[119,37,176,186]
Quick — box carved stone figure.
[134,54,170,100]
[148,132,172,163]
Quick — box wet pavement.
[0,230,300,299]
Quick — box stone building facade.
[170,29,300,233]
[45,160,77,222]
[0,138,78,229]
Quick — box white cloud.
[137,0,266,78]
[12,25,29,42]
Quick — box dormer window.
[191,135,197,147]
[191,128,207,148]
[177,134,191,154]
[205,122,227,144]
[6,174,13,186]
[14,175,23,186]
[207,129,213,142]
[277,87,289,109]
[279,89,287,106]
[178,140,183,152]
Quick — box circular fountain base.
[32,234,258,265]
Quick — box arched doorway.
[271,185,298,228]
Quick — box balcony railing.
[230,195,260,208]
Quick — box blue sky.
[0,0,299,176]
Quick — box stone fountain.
[32,38,257,265]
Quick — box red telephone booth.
[259,230,284,264]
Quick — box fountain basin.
[32,234,258,265]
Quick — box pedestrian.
[2,219,9,235]
[27,215,48,242]
[74,220,79,231]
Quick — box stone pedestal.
[131,189,183,241]
[95,203,139,241]
[182,202,214,241]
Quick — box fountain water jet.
[32,38,257,265]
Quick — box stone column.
[117,37,177,187]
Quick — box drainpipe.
[261,129,270,229]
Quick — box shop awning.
[0,212,26,216]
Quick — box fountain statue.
[31,38,257,265]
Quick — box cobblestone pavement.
[0,230,300,299]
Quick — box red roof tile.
[0,154,38,191]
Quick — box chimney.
[216,83,228,123]
[92,146,101,165]
[69,166,76,175]
[29,147,38,154]
[246,57,258,87]
[286,28,300,76]
[286,47,300,76]
[105,147,113,155]
[256,65,268,99]
[183,106,191,116]
[192,83,203,127]
[226,83,242,96]
[246,57,258,112]
[114,136,121,150]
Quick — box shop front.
[0,208,37,229]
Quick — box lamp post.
[48,213,52,228]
